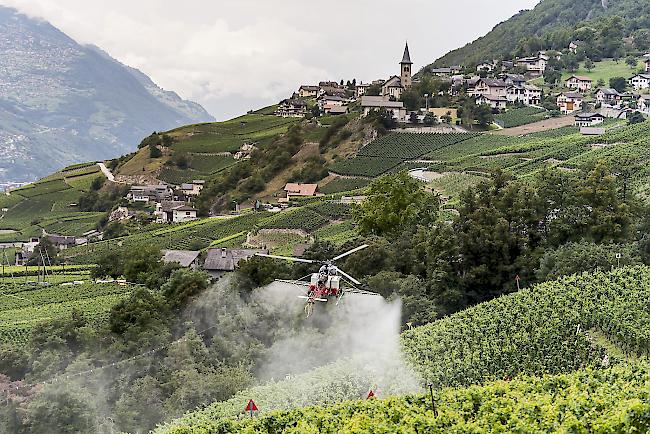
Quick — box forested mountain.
[431,0,650,68]
[0,6,214,183]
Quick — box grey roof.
[181,183,194,190]
[329,105,348,114]
[598,88,621,96]
[163,250,200,267]
[203,248,268,272]
[477,94,508,102]
[630,74,650,79]
[575,112,605,119]
[504,74,526,82]
[361,96,405,108]
[401,42,412,64]
[561,92,583,99]
[160,200,187,212]
[173,205,197,212]
[46,235,76,246]
[478,78,507,87]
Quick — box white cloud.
[2,0,540,119]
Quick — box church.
[381,42,413,100]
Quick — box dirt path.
[493,116,575,136]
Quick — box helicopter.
[255,244,379,316]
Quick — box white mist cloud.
[2,0,540,119]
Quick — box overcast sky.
[4,0,540,120]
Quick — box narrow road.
[97,162,115,182]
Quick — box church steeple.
[400,42,412,89]
[401,42,413,65]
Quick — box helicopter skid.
[297,296,328,302]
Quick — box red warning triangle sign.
[367,390,375,399]
[245,399,258,412]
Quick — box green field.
[495,106,547,128]
[159,265,650,431]
[0,163,108,240]
[0,269,132,345]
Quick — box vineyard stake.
[427,383,438,417]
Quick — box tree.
[423,112,439,126]
[562,53,579,72]
[609,77,627,93]
[115,376,165,433]
[633,29,650,51]
[27,386,96,434]
[123,245,163,286]
[366,84,381,96]
[441,111,453,124]
[626,55,638,70]
[161,269,209,310]
[92,251,125,279]
[628,111,645,125]
[353,171,439,237]
[596,78,606,88]
[474,104,494,127]
[149,144,162,158]
[409,111,419,124]
[544,68,562,86]
[27,237,58,266]
[584,58,595,72]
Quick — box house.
[360,96,407,121]
[180,180,205,197]
[629,73,650,90]
[516,55,548,74]
[637,95,650,115]
[595,88,622,107]
[645,57,650,73]
[475,94,508,109]
[163,250,200,269]
[327,105,349,115]
[282,183,320,202]
[318,94,347,110]
[130,185,172,203]
[355,82,370,98]
[580,127,605,135]
[569,41,583,54]
[203,248,269,278]
[574,112,605,127]
[155,201,197,223]
[503,74,526,87]
[382,75,404,100]
[476,61,495,72]
[524,84,542,105]
[473,78,508,97]
[298,85,319,98]
[566,76,593,92]
[276,99,307,118]
[430,67,454,77]
[46,235,78,250]
[501,60,514,72]
[557,92,583,114]
[507,84,542,106]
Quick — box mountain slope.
[0,6,214,183]
[432,0,649,68]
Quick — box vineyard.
[319,178,370,194]
[494,106,547,128]
[0,271,133,345]
[158,155,236,185]
[159,265,650,431]
[62,212,270,264]
[330,133,475,178]
[161,365,650,434]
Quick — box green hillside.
[159,265,650,432]
[0,162,108,241]
[432,0,650,68]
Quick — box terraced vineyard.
[330,133,476,178]
[0,270,133,345]
[495,106,547,128]
[320,178,370,194]
[62,212,271,264]
[158,155,237,184]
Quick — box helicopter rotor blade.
[331,244,369,262]
[255,253,316,264]
[337,268,362,286]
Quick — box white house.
[476,62,495,72]
[574,112,605,127]
[557,92,583,114]
[566,75,593,92]
[637,95,650,115]
[568,41,583,54]
[629,73,650,90]
[156,201,197,223]
[130,185,172,203]
[361,96,407,121]
[645,57,650,73]
[502,74,526,87]
[355,83,370,98]
[275,99,307,118]
[516,54,548,74]
[476,94,507,109]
